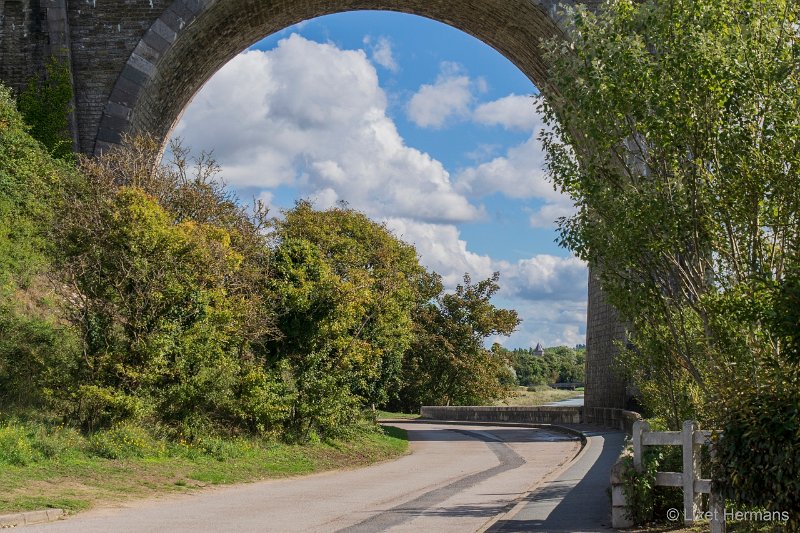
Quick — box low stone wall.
[583,407,642,434]
[420,406,582,425]
[420,405,641,433]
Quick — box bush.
[618,444,682,526]
[0,423,38,465]
[74,385,148,432]
[189,435,254,461]
[714,384,800,530]
[88,422,165,459]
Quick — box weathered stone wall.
[0,0,47,93]
[65,0,168,154]
[585,272,628,409]
[0,0,167,153]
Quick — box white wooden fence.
[613,420,724,532]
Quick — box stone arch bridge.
[0,0,627,413]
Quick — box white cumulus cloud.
[529,201,576,229]
[503,254,587,302]
[172,34,481,224]
[383,218,494,288]
[406,62,475,129]
[456,134,557,200]
[364,35,398,72]
[473,94,540,132]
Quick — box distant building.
[533,342,544,357]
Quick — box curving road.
[24,421,581,533]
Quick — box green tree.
[266,202,428,437]
[54,137,282,435]
[540,0,800,418]
[394,273,520,410]
[509,346,585,386]
[538,0,799,523]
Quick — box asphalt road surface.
[23,421,581,533]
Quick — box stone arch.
[92,0,627,412]
[94,0,567,154]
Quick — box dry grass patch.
[496,386,582,407]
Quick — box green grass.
[0,421,409,515]
[495,386,583,407]
[375,410,420,420]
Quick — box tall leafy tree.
[394,273,519,410]
[540,0,799,419]
[267,201,429,438]
[538,0,799,523]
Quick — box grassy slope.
[0,425,408,515]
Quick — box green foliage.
[619,444,682,526]
[619,450,658,525]
[539,0,800,424]
[714,380,800,530]
[0,419,84,465]
[48,137,277,434]
[0,306,81,409]
[0,423,38,466]
[539,0,799,514]
[267,201,428,438]
[0,84,66,290]
[88,422,166,459]
[0,84,80,412]
[16,57,74,160]
[393,273,519,410]
[508,345,585,386]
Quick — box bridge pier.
[585,271,628,409]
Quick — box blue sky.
[170,10,587,348]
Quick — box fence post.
[709,440,726,533]
[682,420,702,525]
[632,420,649,472]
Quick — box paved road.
[488,429,625,532]
[24,421,581,533]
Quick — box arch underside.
[95,0,565,155]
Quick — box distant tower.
[533,342,544,357]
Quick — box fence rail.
[612,420,724,532]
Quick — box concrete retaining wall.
[420,406,582,425]
[583,407,642,434]
[421,406,641,433]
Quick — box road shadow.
[487,431,625,532]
